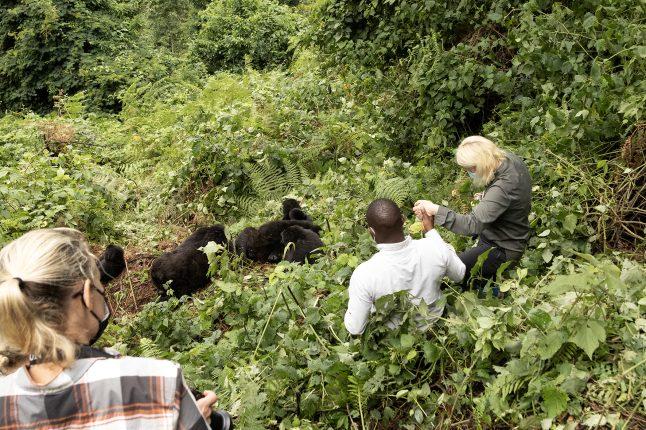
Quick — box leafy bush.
[307,0,645,157]
[192,0,298,73]
[308,0,515,67]
[0,108,137,243]
[0,0,137,112]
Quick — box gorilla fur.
[282,198,312,222]
[97,245,126,285]
[233,220,321,263]
[281,225,324,263]
[150,225,227,297]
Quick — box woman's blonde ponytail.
[0,278,38,362]
[0,228,99,372]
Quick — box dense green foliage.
[1,0,644,428]
[0,0,139,112]
[309,0,645,156]
[192,0,298,72]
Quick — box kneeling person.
[344,199,465,335]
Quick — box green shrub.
[191,0,298,73]
[0,0,136,112]
[0,114,129,243]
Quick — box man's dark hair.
[366,199,403,235]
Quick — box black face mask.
[73,284,111,346]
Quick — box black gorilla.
[96,245,126,285]
[150,225,227,297]
[282,198,312,222]
[232,220,321,263]
[281,225,324,263]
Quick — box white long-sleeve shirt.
[344,230,466,335]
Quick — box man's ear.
[82,279,93,310]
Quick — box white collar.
[376,236,412,252]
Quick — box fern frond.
[348,376,367,429]
[374,176,412,206]
[137,337,164,358]
[235,195,263,214]
[284,160,303,189]
[247,162,288,199]
[551,342,579,364]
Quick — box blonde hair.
[0,228,100,371]
[456,136,507,186]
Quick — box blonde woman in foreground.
[414,136,532,292]
[0,228,219,429]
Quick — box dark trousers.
[458,240,518,294]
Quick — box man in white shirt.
[344,199,466,335]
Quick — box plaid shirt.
[0,356,210,430]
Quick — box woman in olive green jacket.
[414,136,532,291]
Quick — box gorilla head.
[282,199,312,222]
[231,227,260,260]
[97,245,126,285]
[282,199,301,219]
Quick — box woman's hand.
[414,200,439,218]
[196,390,218,423]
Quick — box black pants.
[458,240,518,294]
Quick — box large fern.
[235,159,308,212]
[373,176,412,206]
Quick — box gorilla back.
[281,225,324,263]
[233,220,321,263]
[150,225,227,297]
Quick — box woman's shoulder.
[492,153,526,185]
[85,355,182,380]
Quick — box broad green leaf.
[590,62,601,82]
[499,279,516,292]
[563,214,577,234]
[538,229,551,237]
[396,389,409,398]
[541,385,568,417]
[400,334,415,349]
[542,248,553,263]
[544,273,592,295]
[528,308,552,329]
[477,317,495,329]
[582,14,596,30]
[538,331,566,360]
[569,320,606,359]
[487,11,502,22]
[408,221,423,234]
